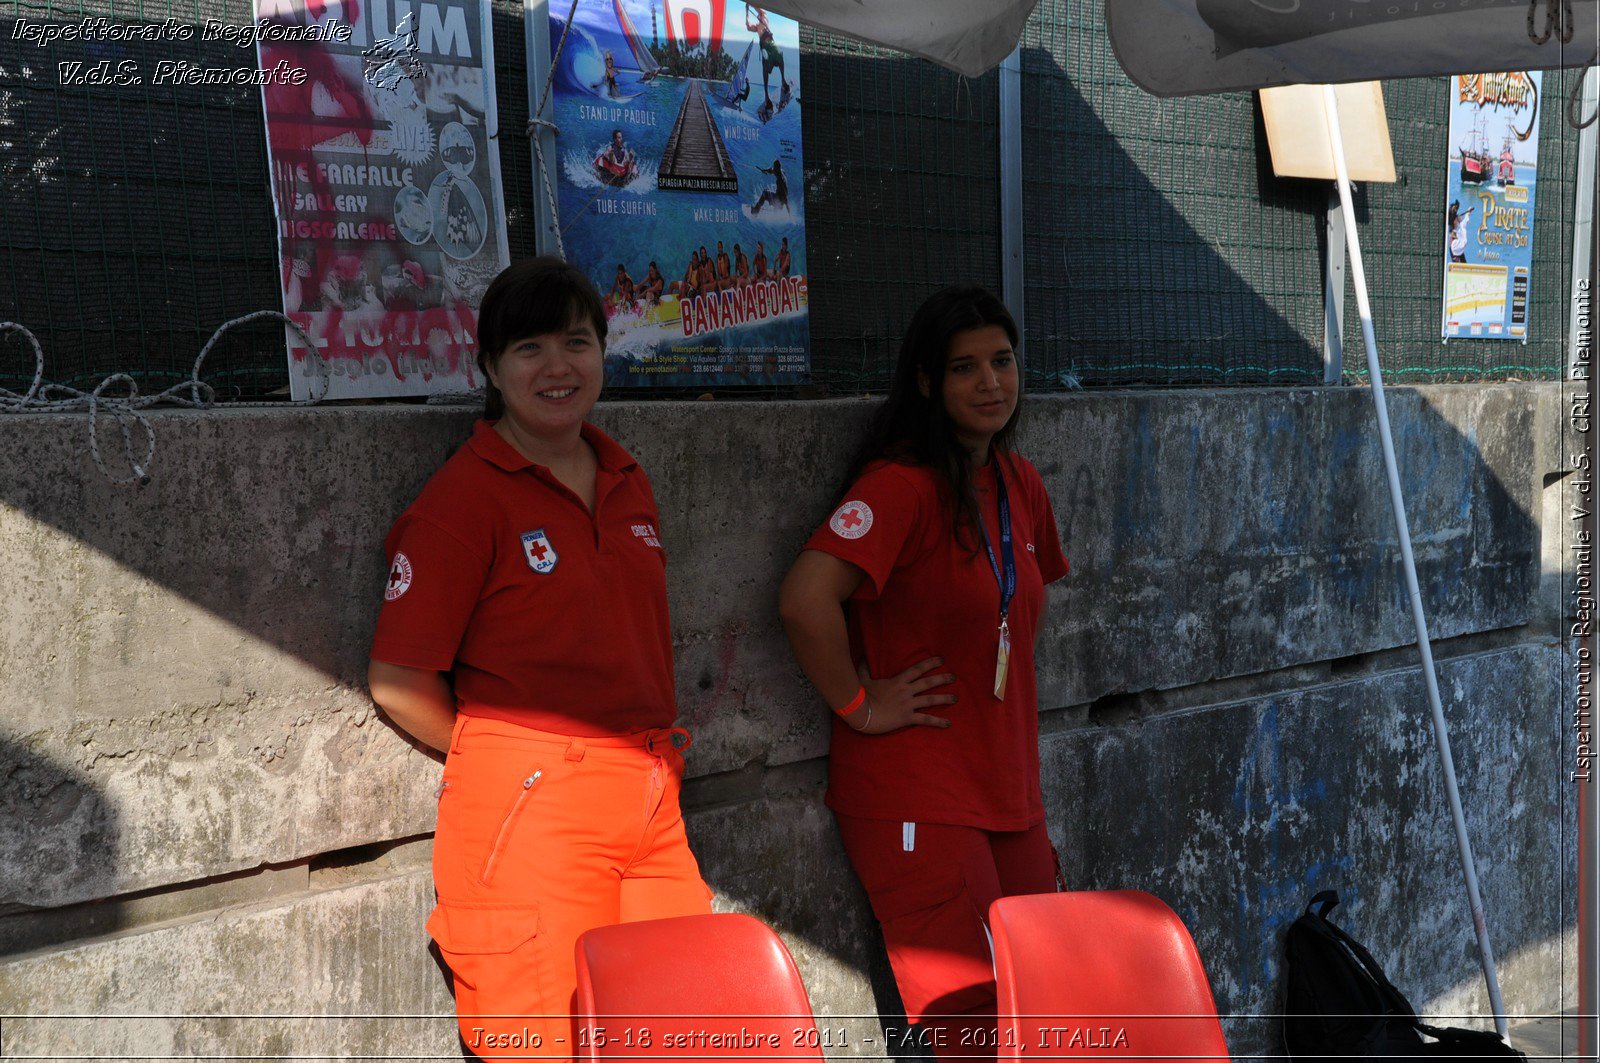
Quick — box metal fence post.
[524,0,560,257]
[1000,46,1025,347]
[1324,187,1346,384]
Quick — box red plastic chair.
[574,913,824,1062]
[989,891,1230,1061]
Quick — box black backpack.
[1282,890,1526,1060]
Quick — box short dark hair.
[476,257,607,420]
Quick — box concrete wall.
[0,383,1579,1059]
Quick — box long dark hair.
[476,257,608,420]
[839,284,1022,548]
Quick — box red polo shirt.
[803,453,1068,831]
[370,419,676,736]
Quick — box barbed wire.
[0,312,325,486]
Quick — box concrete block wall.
[0,383,1578,1059]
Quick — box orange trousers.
[427,715,712,1061]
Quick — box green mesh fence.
[1019,0,1584,386]
[1021,0,1329,386]
[1347,70,1583,383]
[0,0,1588,400]
[0,0,540,401]
[796,30,1003,392]
[1,0,285,399]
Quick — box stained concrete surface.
[0,383,1579,1059]
[0,387,1551,904]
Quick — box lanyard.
[975,455,1015,620]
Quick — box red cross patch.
[385,552,413,601]
[829,500,874,540]
[520,529,558,574]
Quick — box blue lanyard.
[976,456,1015,620]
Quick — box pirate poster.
[256,0,510,399]
[1441,71,1542,342]
[546,0,809,386]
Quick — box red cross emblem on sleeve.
[829,500,874,540]
[384,552,414,600]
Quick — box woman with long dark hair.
[779,285,1068,1059]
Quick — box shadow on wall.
[1046,661,1572,1050]
[0,16,1348,397]
[0,392,1569,1058]
[0,13,1574,1058]
[796,47,1003,379]
[1017,42,1329,385]
[1029,389,1545,703]
[795,44,1331,388]
[1017,387,1562,1050]
[0,739,120,929]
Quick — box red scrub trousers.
[835,814,1060,1061]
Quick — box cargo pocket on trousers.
[426,903,542,992]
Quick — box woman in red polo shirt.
[778,285,1068,1061]
[367,257,710,1061]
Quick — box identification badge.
[993,619,1011,700]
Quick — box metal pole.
[1321,84,1510,1041]
[1324,187,1346,384]
[999,46,1025,342]
[524,0,560,256]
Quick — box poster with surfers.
[547,0,808,385]
[256,0,510,399]
[1441,71,1541,342]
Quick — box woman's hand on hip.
[848,658,955,734]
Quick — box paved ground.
[1508,1013,1586,1059]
